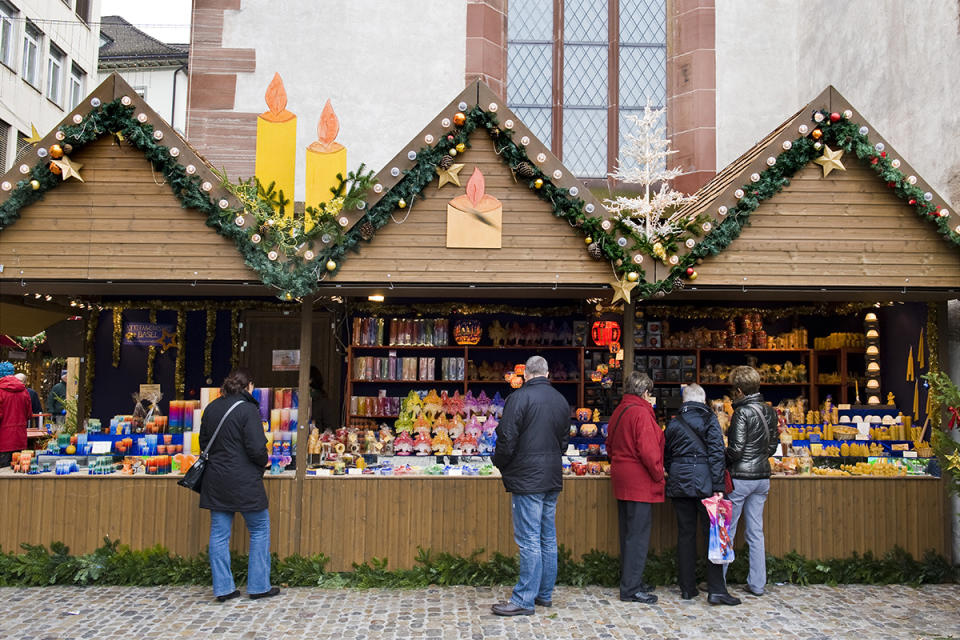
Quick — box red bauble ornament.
[908,199,916,205]
[887,181,896,188]
[880,151,886,158]
[871,157,879,165]
[829,112,841,123]
[447,135,454,142]
[686,267,695,276]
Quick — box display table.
[0,471,948,571]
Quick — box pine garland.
[2,100,955,303]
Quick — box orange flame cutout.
[261,73,294,122]
[317,99,340,147]
[466,167,485,208]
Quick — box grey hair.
[624,371,653,397]
[682,383,706,404]
[524,355,549,378]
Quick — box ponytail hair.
[222,368,253,395]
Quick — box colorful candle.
[304,99,346,231]
[255,73,297,217]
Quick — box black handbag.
[178,400,243,493]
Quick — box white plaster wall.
[716,0,960,207]
[99,66,188,133]
[222,0,467,202]
[0,0,101,169]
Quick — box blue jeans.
[209,509,272,597]
[723,478,770,593]
[510,491,560,609]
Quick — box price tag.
[447,468,463,476]
[389,350,396,357]
[347,468,363,475]
[902,451,917,458]
[316,468,332,476]
[855,434,870,441]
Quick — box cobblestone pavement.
[0,583,957,640]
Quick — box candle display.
[304,99,346,231]
[255,72,297,217]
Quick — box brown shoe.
[491,602,535,616]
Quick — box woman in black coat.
[663,384,739,606]
[198,368,279,602]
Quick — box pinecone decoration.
[672,277,685,290]
[438,155,454,170]
[359,221,375,241]
[514,161,536,179]
[587,242,602,260]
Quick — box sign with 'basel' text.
[123,322,177,351]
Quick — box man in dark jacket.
[14,374,41,416]
[664,384,739,605]
[491,355,570,616]
[724,366,779,597]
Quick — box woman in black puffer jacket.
[664,384,739,606]
[723,365,779,598]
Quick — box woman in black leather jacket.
[723,366,779,597]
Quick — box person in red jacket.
[0,361,32,467]
[605,371,664,604]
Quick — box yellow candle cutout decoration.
[255,73,297,217]
[305,99,346,232]
[446,167,503,249]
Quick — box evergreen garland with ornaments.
[1,99,956,303]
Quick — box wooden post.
[293,297,313,555]
[622,300,635,382]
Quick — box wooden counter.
[0,472,950,571]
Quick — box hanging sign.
[123,322,176,349]
[272,349,300,371]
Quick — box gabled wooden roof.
[0,73,258,292]
[333,81,615,287]
[659,86,960,292]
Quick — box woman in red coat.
[605,371,664,604]
[0,361,31,467]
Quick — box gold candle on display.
[255,73,297,217]
[305,99,346,232]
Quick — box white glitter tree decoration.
[603,102,697,243]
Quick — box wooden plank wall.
[333,132,613,285]
[680,161,960,287]
[0,476,949,569]
[0,136,254,283]
[0,476,296,557]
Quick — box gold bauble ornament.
[448,148,457,157]
[626,271,639,282]
[326,260,337,271]
[30,179,40,190]
[811,128,823,140]
[584,236,593,245]
[453,112,466,126]
[688,270,698,281]
[397,198,407,209]
[534,178,543,189]
[49,144,64,159]
[455,143,466,153]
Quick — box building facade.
[0,0,100,171]
[187,0,959,205]
[97,15,188,133]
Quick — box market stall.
[0,78,956,569]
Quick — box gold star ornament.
[436,162,465,189]
[23,124,42,145]
[609,274,639,305]
[813,145,846,177]
[50,156,84,182]
[157,328,178,353]
[945,450,960,473]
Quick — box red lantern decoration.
[591,321,621,346]
[453,319,482,345]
